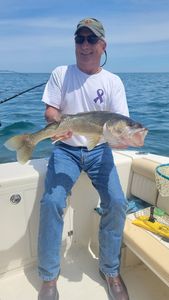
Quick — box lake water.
[0,72,169,163]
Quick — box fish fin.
[4,134,35,164]
[103,122,121,146]
[86,135,101,150]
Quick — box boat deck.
[1,153,169,299]
[1,246,169,300]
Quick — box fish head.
[103,118,148,147]
[125,123,148,147]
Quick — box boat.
[0,149,169,299]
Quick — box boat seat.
[124,158,169,287]
[130,158,159,205]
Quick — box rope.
[155,163,169,197]
[0,81,47,104]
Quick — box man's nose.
[81,40,90,48]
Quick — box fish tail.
[4,134,35,164]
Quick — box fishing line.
[0,81,47,105]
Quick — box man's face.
[75,28,106,70]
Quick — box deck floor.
[0,246,169,300]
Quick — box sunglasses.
[75,35,100,45]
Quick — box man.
[38,17,129,300]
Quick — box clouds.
[1,11,169,44]
[107,17,169,44]
[0,1,169,72]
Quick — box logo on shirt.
[93,89,104,104]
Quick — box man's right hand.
[51,131,73,144]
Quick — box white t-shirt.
[42,64,129,147]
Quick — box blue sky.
[1,0,169,73]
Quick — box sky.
[0,0,169,73]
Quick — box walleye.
[4,111,148,164]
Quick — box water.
[0,72,169,163]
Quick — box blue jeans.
[38,142,127,281]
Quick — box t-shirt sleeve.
[110,76,129,117]
[42,70,62,109]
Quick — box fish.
[4,111,148,164]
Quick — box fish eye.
[133,123,142,129]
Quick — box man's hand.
[51,131,73,144]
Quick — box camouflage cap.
[75,18,105,39]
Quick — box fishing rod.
[0,81,47,105]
